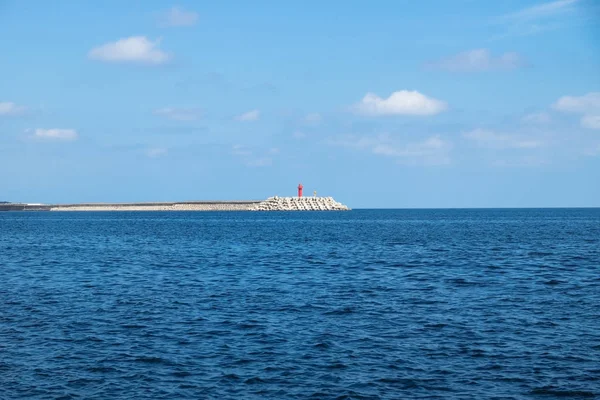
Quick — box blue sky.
[1,0,599,207]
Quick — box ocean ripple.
[1,209,599,399]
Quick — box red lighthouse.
[298,183,303,198]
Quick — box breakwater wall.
[250,196,350,211]
[50,201,260,212]
[0,204,52,211]
[0,197,350,212]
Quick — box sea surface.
[1,209,599,399]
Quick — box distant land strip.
[0,201,261,212]
[0,197,350,211]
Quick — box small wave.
[237,323,262,329]
[171,371,192,377]
[324,307,355,315]
[543,279,565,285]
[424,323,447,329]
[334,390,379,400]
[179,384,198,389]
[244,376,266,384]
[478,364,503,371]
[221,373,241,380]
[325,362,348,369]
[67,378,103,387]
[134,356,169,364]
[446,278,480,286]
[530,386,595,397]
[55,394,78,400]
[87,366,119,373]
[274,306,302,312]
[120,324,147,329]
[234,358,255,365]
[309,392,331,398]
[377,377,419,388]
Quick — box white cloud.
[146,148,168,157]
[161,7,198,27]
[154,107,203,121]
[553,92,600,130]
[235,109,260,121]
[0,102,26,116]
[428,49,523,72]
[581,115,600,130]
[33,128,78,141]
[328,134,451,165]
[463,129,544,149]
[522,112,551,124]
[553,92,600,114]
[88,36,170,65]
[353,90,447,116]
[268,148,280,155]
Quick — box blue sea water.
[0,209,599,399]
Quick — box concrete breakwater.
[250,196,350,211]
[49,201,259,212]
[0,197,350,212]
[0,203,51,211]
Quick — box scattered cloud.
[0,102,26,116]
[328,133,451,165]
[160,7,198,27]
[32,128,78,141]
[146,148,168,157]
[427,49,524,72]
[353,90,447,116]
[88,36,170,65]
[463,129,544,149]
[552,92,600,130]
[235,109,260,121]
[154,107,203,121]
[268,148,280,155]
[503,0,579,22]
[522,112,552,124]
[553,92,600,114]
[581,115,600,130]
[495,0,581,39]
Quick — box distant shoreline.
[3,203,595,212]
[0,201,261,212]
[0,197,351,212]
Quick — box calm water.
[1,209,599,399]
